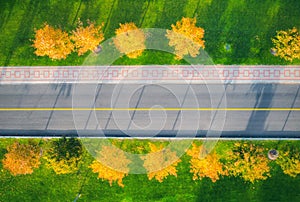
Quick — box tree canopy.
[113,22,146,58]
[89,145,131,187]
[32,23,74,60]
[44,137,83,174]
[71,20,105,56]
[276,145,300,177]
[272,27,300,61]
[142,143,181,182]
[2,141,41,176]
[166,17,205,59]
[187,144,228,182]
[226,143,270,183]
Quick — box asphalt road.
[0,83,299,138]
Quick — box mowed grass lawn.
[1,0,300,66]
[1,138,300,201]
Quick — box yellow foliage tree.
[227,143,270,183]
[2,141,41,176]
[271,27,300,61]
[32,23,74,60]
[71,20,105,56]
[44,137,83,174]
[186,144,228,182]
[142,143,181,182]
[276,147,300,177]
[89,145,131,187]
[113,22,146,58]
[166,17,205,60]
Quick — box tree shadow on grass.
[37,0,78,30]
[1,0,80,66]
[0,0,17,30]
[196,177,253,202]
[79,0,109,24]
[196,0,298,65]
[262,0,300,64]
[102,0,149,38]
[153,0,185,29]
[194,0,229,63]
[0,148,7,165]
[3,0,42,66]
[256,165,300,202]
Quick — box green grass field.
[1,138,300,202]
[1,0,300,66]
[1,1,300,201]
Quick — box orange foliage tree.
[271,27,300,61]
[71,20,105,56]
[186,143,228,182]
[2,141,41,176]
[44,137,83,174]
[113,22,146,58]
[32,23,74,60]
[142,143,181,182]
[226,143,270,183]
[89,145,131,187]
[276,146,300,177]
[166,17,205,60]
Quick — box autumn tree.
[186,143,228,182]
[2,141,41,176]
[276,145,300,177]
[226,143,270,183]
[89,145,131,187]
[166,17,205,60]
[32,23,74,60]
[71,20,105,56]
[142,143,181,182]
[44,137,83,174]
[271,27,300,61]
[113,22,146,58]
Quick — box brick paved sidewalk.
[1,65,300,84]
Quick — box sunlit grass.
[1,138,300,201]
[1,0,300,66]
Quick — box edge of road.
[0,129,299,139]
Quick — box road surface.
[0,83,299,138]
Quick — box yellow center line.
[0,108,300,111]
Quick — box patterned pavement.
[1,65,300,83]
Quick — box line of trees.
[2,139,300,187]
[32,18,300,62]
[32,20,105,60]
[32,17,205,61]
